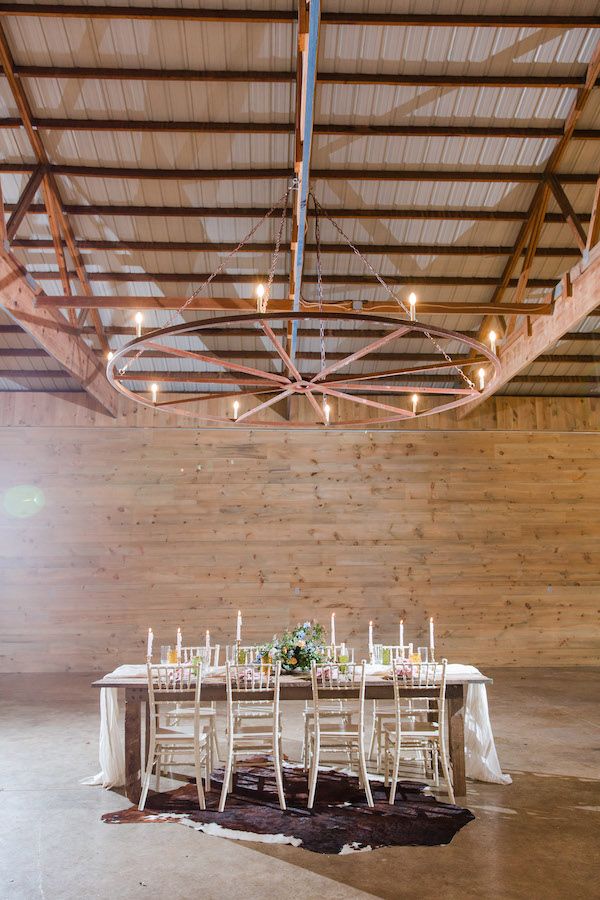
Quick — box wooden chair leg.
[439,739,455,804]
[272,730,287,811]
[219,744,234,812]
[358,741,374,808]
[307,736,320,809]
[389,741,401,805]
[194,741,206,810]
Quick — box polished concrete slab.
[1,669,599,900]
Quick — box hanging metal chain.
[261,182,293,315]
[309,194,476,391]
[313,194,327,373]
[118,183,295,376]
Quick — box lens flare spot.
[2,485,46,519]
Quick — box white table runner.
[83,662,511,788]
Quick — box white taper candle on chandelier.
[147,627,153,660]
[135,311,143,337]
[330,612,336,647]
[399,618,404,648]
[408,292,417,321]
[236,609,242,642]
[478,368,485,391]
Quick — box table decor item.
[261,621,326,673]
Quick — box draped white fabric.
[83,662,510,788]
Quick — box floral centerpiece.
[262,620,327,672]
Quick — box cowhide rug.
[103,761,474,854]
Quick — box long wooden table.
[93,670,491,802]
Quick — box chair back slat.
[310,660,368,728]
[391,658,448,720]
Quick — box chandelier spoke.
[325,382,476,396]
[144,340,291,385]
[310,383,413,417]
[310,326,411,383]
[258,321,303,382]
[234,388,296,424]
[305,389,328,424]
[324,357,485,385]
[155,387,281,408]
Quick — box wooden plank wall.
[0,393,598,672]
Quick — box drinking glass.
[167,646,178,664]
[371,644,383,664]
[417,646,429,663]
[160,645,170,664]
[382,646,391,666]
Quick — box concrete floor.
[0,669,599,900]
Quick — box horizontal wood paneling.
[0,403,599,671]
[0,392,598,431]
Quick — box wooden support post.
[447,686,467,797]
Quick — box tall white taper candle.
[147,627,153,660]
[236,610,242,642]
[176,627,182,661]
[368,620,374,655]
[399,619,404,648]
[205,629,210,651]
[330,612,336,647]
[429,617,435,655]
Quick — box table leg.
[447,686,467,797]
[124,689,142,804]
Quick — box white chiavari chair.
[301,645,356,769]
[165,645,222,770]
[224,645,279,724]
[139,662,209,811]
[306,661,373,809]
[219,661,286,811]
[382,659,454,804]
[368,644,410,765]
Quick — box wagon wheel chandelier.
[107,187,502,427]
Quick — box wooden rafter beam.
[4,347,600,366]
[0,5,597,28]
[13,237,580,259]
[0,172,6,244]
[5,165,44,241]
[4,201,594,222]
[548,175,588,253]
[0,22,109,354]
[34,295,557,315]
[461,244,600,416]
[28,271,559,289]
[586,173,600,252]
[477,37,600,342]
[2,162,597,185]
[2,116,600,139]
[0,250,116,413]
[9,64,600,89]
